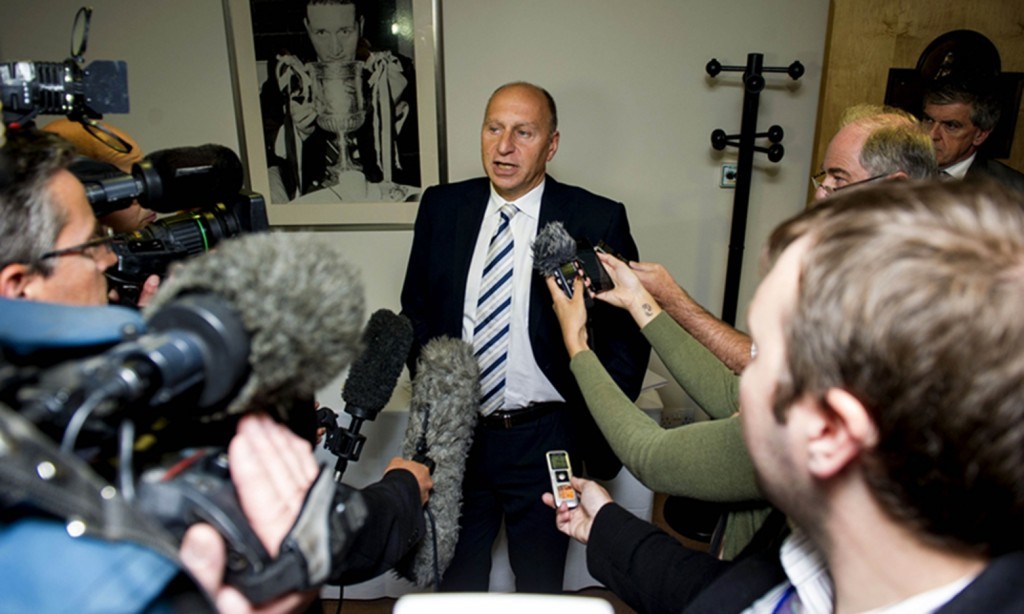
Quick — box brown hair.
[770,179,1024,555]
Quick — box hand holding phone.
[546,450,579,509]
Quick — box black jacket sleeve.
[330,469,425,585]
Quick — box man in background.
[922,77,1024,192]
[633,104,936,373]
[262,0,417,202]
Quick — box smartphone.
[575,239,615,294]
[546,450,579,509]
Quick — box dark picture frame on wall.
[223,0,446,226]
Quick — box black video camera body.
[108,193,269,305]
[1,7,128,128]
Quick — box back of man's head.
[840,104,937,180]
[770,179,1024,556]
[924,78,1002,132]
[0,129,76,273]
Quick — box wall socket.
[720,164,738,188]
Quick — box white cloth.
[941,153,975,181]
[462,181,563,410]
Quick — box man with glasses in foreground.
[0,129,118,305]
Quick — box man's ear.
[972,127,993,148]
[890,170,908,181]
[0,263,33,299]
[805,388,878,479]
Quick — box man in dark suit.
[400,81,649,592]
[545,180,1024,612]
[922,78,1024,193]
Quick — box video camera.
[108,194,269,305]
[68,141,271,305]
[1,7,129,134]
[0,295,365,605]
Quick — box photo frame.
[223,0,445,226]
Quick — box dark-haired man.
[922,78,1024,192]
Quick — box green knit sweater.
[569,310,771,559]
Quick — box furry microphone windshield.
[145,231,365,420]
[396,336,479,587]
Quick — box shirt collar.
[488,179,545,221]
[942,152,976,180]
[779,528,834,613]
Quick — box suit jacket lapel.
[448,180,491,331]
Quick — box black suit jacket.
[965,155,1024,194]
[400,176,650,477]
[588,503,1024,613]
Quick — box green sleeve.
[570,350,760,502]
[642,311,739,419]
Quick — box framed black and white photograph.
[224,0,444,225]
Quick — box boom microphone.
[79,144,244,214]
[532,221,581,298]
[395,336,480,587]
[144,231,365,419]
[322,309,414,480]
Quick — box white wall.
[1,0,829,408]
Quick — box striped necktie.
[474,203,518,416]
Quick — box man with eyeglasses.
[0,127,329,610]
[0,129,118,305]
[632,104,935,374]
[922,77,1024,193]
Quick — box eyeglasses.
[36,228,116,264]
[811,171,890,196]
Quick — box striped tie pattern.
[474,203,518,416]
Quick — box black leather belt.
[479,402,563,429]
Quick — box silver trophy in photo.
[312,60,367,191]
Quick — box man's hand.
[629,260,679,306]
[136,274,161,307]
[545,275,590,357]
[541,476,613,545]
[384,457,434,505]
[180,523,316,613]
[179,412,321,611]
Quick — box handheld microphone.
[395,336,480,587]
[532,221,580,298]
[321,309,414,480]
[78,144,244,214]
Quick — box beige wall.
[1,0,829,408]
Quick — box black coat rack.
[706,53,803,325]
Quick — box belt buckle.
[503,412,513,429]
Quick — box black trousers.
[439,408,576,593]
